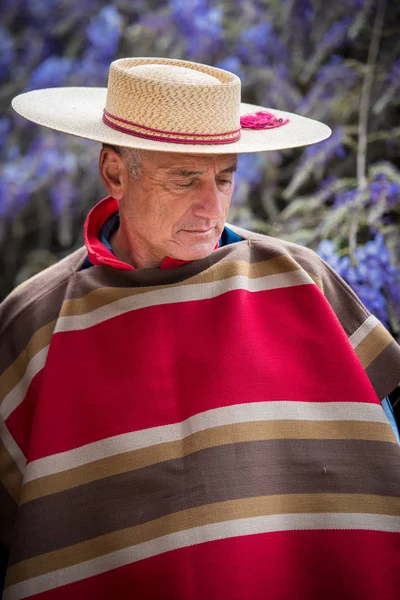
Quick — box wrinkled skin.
[100,148,237,268]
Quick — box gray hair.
[103,144,143,180]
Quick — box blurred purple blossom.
[295,128,346,181]
[0,118,11,154]
[236,22,287,67]
[317,234,399,327]
[170,0,223,58]
[299,56,358,115]
[26,0,58,20]
[370,176,400,208]
[0,25,15,80]
[231,153,266,206]
[322,18,353,49]
[86,5,123,61]
[216,56,243,78]
[27,56,75,90]
[387,59,400,86]
[235,153,265,189]
[49,177,76,215]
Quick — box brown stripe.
[306,271,323,290]
[0,321,55,404]
[354,323,394,369]
[60,255,301,317]
[0,480,18,547]
[366,341,400,399]
[10,438,400,564]
[6,493,399,587]
[0,438,23,501]
[21,419,397,504]
[0,248,87,375]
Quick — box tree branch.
[349,0,387,257]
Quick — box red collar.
[84,196,219,271]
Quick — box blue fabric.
[382,397,400,443]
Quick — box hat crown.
[129,64,222,86]
[104,57,241,142]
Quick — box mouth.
[181,227,215,235]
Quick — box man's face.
[118,151,237,267]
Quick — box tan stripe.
[24,401,388,483]
[1,421,26,475]
[306,271,323,290]
[57,270,313,334]
[0,438,23,501]
[354,323,393,369]
[21,419,396,504]
[349,315,380,348]
[6,493,399,587]
[60,256,301,317]
[0,321,55,404]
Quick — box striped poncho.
[1,197,400,599]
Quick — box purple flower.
[27,56,74,90]
[0,117,11,154]
[236,21,287,67]
[322,18,353,48]
[0,26,15,80]
[26,0,58,20]
[216,56,243,78]
[86,5,122,61]
[318,233,399,328]
[369,177,400,209]
[49,177,76,215]
[235,153,265,189]
[169,0,223,58]
[316,240,343,272]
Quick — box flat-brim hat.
[12,57,331,154]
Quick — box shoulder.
[0,246,87,338]
[227,224,400,399]
[227,223,335,276]
[227,222,352,293]
[227,222,370,328]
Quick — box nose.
[192,180,226,220]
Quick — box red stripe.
[102,114,241,145]
[103,109,241,138]
[27,530,400,600]
[26,284,379,460]
[6,370,43,457]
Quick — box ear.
[99,146,126,200]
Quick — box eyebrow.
[166,163,238,177]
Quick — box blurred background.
[0,1,399,346]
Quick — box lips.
[181,229,215,237]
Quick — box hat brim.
[12,87,331,154]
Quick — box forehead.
[143,151,237,173]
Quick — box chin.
[172,241,218,262]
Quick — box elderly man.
[1,58,399,600]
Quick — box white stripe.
[349,315,380,349]
[24,401,387,483]
[4,512,399,600]
[0,421,26,474]
[55,270,314,333]
[0,345,49,421]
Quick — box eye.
[176,180,195,188]
[217,179,232,189]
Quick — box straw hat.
[12,57,331,154]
